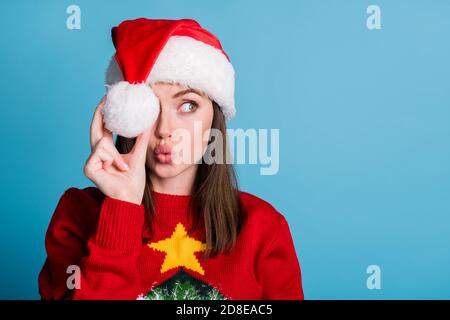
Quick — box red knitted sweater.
[38,187,304,300]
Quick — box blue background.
[1,0,449,299]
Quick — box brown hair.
[115,101,244,259]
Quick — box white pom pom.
[102,81,160,138]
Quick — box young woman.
[38,18,304,300]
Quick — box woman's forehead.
[152,81,208,99]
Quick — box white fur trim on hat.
[105,35,235,119]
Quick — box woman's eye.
[180,101,198,113]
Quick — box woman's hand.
[83,96,152,205]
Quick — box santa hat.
[103,18,235,138]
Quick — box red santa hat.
[103,18,235,138]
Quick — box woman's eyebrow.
[172,88,205,98]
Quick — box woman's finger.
[90,96,107,151]
[102,126,114,146]
[130,128,152,167]
[84,147,113,178]
[97,138,129,171]
[97,148,114,170]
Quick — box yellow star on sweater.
[148,222,207,275]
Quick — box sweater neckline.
[151,190,192,207]
[150,190,195,228]
[151,190,203,235]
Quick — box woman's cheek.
[190,135,203,164]
[185,127,207,164]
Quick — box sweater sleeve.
[257,215,304,300]
[38,188,145,300]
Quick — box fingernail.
[122,162,129,171]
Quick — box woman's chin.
[151,163,185,179]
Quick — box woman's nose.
[154,106,174,139]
